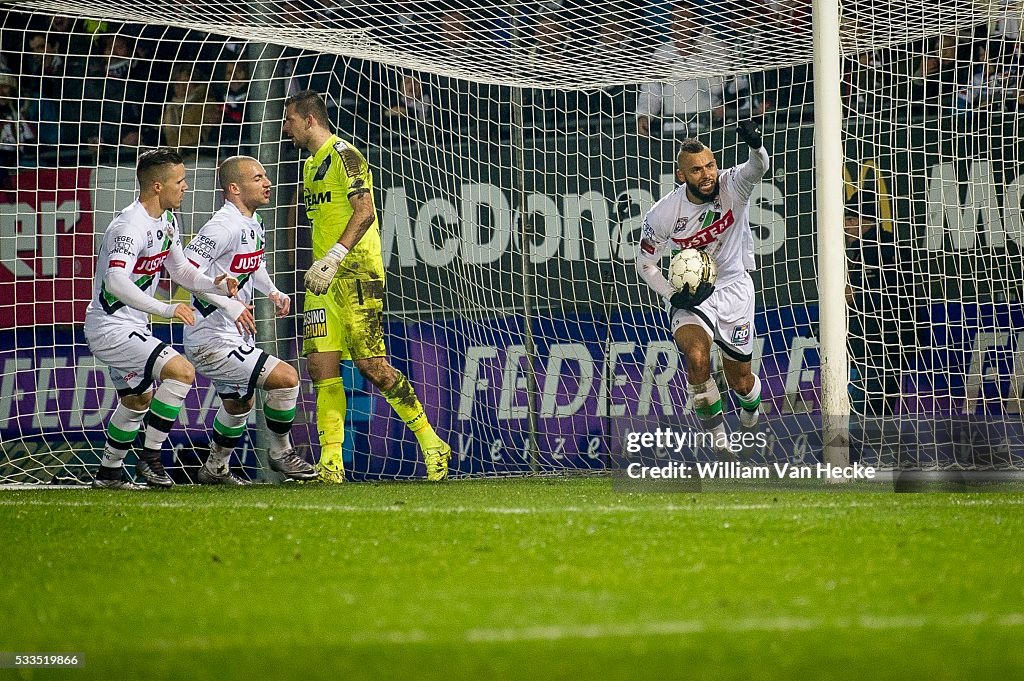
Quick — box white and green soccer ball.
[668,248,717,292]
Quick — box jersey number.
[229,345,256,363]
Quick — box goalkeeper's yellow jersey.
[302,134,384,280]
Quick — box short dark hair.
[137,148,184,187]
[678,138,706,156]
[284,89,331,128]
[676,138,708,170]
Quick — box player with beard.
[636,122,769,457]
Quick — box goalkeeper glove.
[736,120,763,150]
[304,243,349,295]
[670,281,715,310]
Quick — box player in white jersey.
[85,148,256,489]
[636,122,769,456]
[183,155,317,484]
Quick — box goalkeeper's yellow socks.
[734,375,762,429]
[382,372,446,450]
[314,377,346,482]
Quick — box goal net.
[1,0,1022,484]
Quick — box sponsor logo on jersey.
[672,210,735,250]
[133,250,170,275]
[303,308,328,339]
[230,250,264,273]
[187,234,217,260]
[640,239,656,255]
[731,322,751,345]
[304,190,332,209]
[110,241,134,256]
[109,259,126,269]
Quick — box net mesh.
[1,0,1023,484]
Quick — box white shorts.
[184,339,280,402]
[671,274,756,362]
[86,325,179,395]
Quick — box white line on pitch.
[1,496,1023,515]
[142,611,1024,650]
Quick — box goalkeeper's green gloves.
[670,281,715,310]
[304,243,349,295]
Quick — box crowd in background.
[1,2,1022,183]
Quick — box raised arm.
[731,120,770,202]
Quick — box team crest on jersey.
[731,322,751,345]
[303,308,328,339]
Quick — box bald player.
[182,155,317,484]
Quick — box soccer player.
[283,89,451,482]
[183,155,319,484]
[85,148,254,489]
[636,122,769,457]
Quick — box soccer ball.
[668,248,717,292]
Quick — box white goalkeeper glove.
[304,243,349,295]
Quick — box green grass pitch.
[2,478,1023,680]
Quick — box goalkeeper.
[636,122,769,458]
[283,89,451,482]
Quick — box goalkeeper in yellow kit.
[283,89,451,482]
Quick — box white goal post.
[1,0,1023,484]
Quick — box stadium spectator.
[21,31,63,99]
[749,0,811,120]
[0,71,37,176]
[161,62,219,151]
[912,33,968,109]
[577,10,640,123]
[522,10,569,132]
[419,9,490,141]
[21,29,90,162]
[843,48,886,114]
[82,33,153,161]
[992,42,1024,111]
[951,39,1003,115]
[844,194,915,418]
[214,60,251,152]
[635,5,735,136]
[385,71,435,138]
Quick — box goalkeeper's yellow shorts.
[302,276,386,360]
